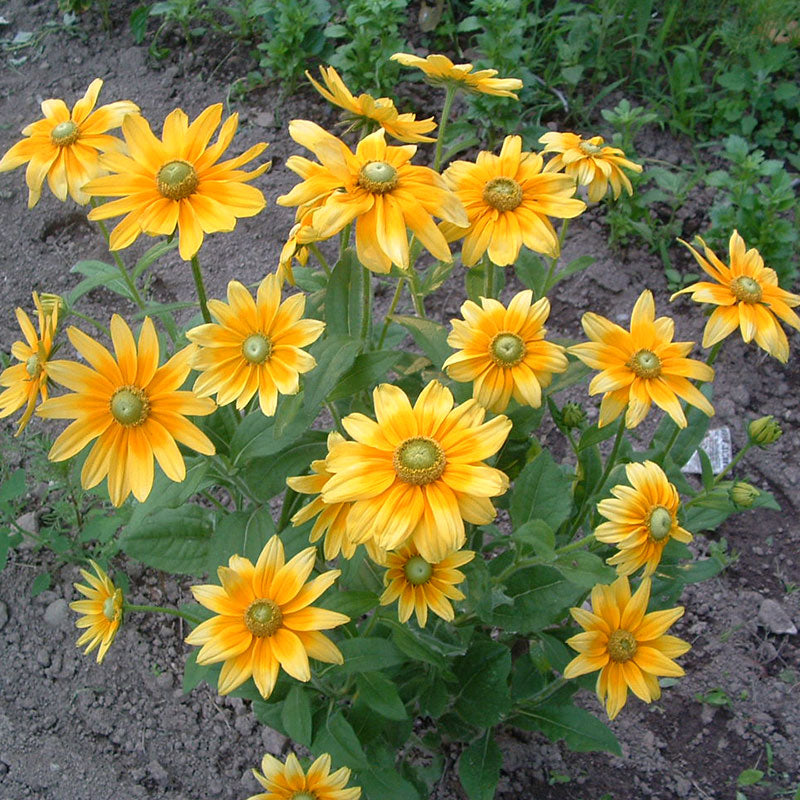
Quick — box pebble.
[261,726,288,754]
[43,599,70,629]
[0,599,8,630]
[254,111,274,128]
[147,759,169,786]
[35,647,50,667]
[758,598,798,635]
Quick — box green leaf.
[355,671,408,720]
[554,550,616,588]
[391,315,451,368]
[0,530,9,572]
[67,260,130,305]
[182,649,219,693]
[132,239,178,278]
[323,590,380,618]
[514,702,621,754]
[304,335,361,411]
[514,249,548,297]
[313,711,368,770]
[230,405,315,464]
[737,769,764,787]
[328,350,403,401]
[548,255,595,290]
[282,685,313,746]
[358,768,421,800]
[326,249,363,337]
[206,508,275,572]
[511,451,573,530]
[336,637,406,673]
[0,469,26,503]
[513,520,556,561]
[31,571,51,596]
[578,423,618,451]
[453,638,511,728]
[458,730,502,800]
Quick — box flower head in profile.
[0,78,138,207]
[70,560,124,664]
[321,380,511,562]
[85,104,270,260]
[186,536,348,698]
[186,274,324,416]
[37,316,216,506]
[248,752,360,800]
[672,230,800,363]
[441,135,585,266]
[307,66,436,143]
[391,53,523,98]
[564,576,690,719]
[0,292,59,434]
[277,121,467,273]
[569,290,715,429]
[379,544,474,627]
[595,461,692,576]
[443,290,568,413]
[539,132,642,202]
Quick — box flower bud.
[561,401,586,430]
[730,481,759,509]
[748,415,782,447]
[39,292,65,315]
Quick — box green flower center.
[110,386,150,427]
[628,349,661,379]
[51,120,80,146]
[579,138,604,155]
[647,505,673,541]
[26,354,42,378]
[403,555,434,585]
[358,160,398,194]
[482,177,523,212]
[244,598,283,638]
[490,332,526,367]
[730,275,762,304]
[393,436,446,485]
[157,160,199,201]
[241,333,272,364]
[291,793,316,800]
[607,629,638,662]
[102,596,117,621]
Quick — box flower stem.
[407,269,427,317]
[434,85,457,172]
[309,242,332,276]
[484,257,495,299]
[123,603,202,625]
[378,278,406,348]
[555,531,595,555]
[339,224,352,262]
[543,220,570,296]
[190,253,212,323]
[360,266,372,345]
[712,441,752,484]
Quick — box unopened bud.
[730,481,759,508]
[561,402,586,430]
[748,415,782,447]
[39,292,65,315]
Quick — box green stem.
[542,220,570,296]
[556,532,595,555]
[434,85,458,172]
[190,253,211,323]
[408,269,427,317]
[484,257,495,299]
[360,266,372,345]
[309,242,332,276]
[339,224,352,262]
[712,442,752,484]
[378,279,406,348]
[325,401,345,435]
[69,310,110,337]
[123,603,202,625]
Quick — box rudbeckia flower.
[248,752,361,800]
[564,576,690,720]
[84,104,270,260]
[441,135,586,266]
[673,230,800,363]
[0,78,138,207]
[569,290,714,429]
[70,560,124,664]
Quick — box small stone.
[16,511,38,533]
[253,111,274,128]
[147,759,169,786]
[155,671,174,690]
[0,600,8,630]
[234,714,255,736]
[35,647,51,667]
[261,726,288,754]
[43,598,70,629]
[758,599,798,635]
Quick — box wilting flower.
[186,536,348,698]
[85,104,270,260]
[391,52,523,98]
[569,290,715,429]
[595,461,692,576]
[441,135,585,265]
[539,132,642,202]
[0,292,58,434]
[70,560,124,664]
[186,274,323,416]
[277,121,467,273]
[0,78,138,207]
[672,230,800,363]
[307,65,436,143]
[564,575,690,720]
[443,290,567,413]
[322,380,511,562]
[248,752,361,800]
[379,544,474,627]
[38,315,216,506]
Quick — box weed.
[694,687,733,709]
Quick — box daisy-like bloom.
[0,292,58,434]
[186,536,348,698]
[672,230,800,363]
[391,52,523,98]
[441,135,586,266]
[564,575,690,720]
[37,315,216,506]
[0,78,138,208]
[322,380,511,562]
[248,752,360,800]
[186,274,324,416]
[379,544,474,627]
[539,132,643,203]
[69,560,124,664]
[307,65,436,143]
[443,290,568,413]
[84,104,270,260]
[569,290,715,429]
[595,461,692,577]
[277,121,468,274]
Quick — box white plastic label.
[681,427,732,475]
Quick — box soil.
[0,2,798,799]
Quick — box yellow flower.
[186,274,324,416]
[277,218,311,287]
[595,461,692,577]
[672,230,800,363]
[0,78,138,208]
[37,316,216,506]
[391,52,523,98]
[248,752,361,800]
[0,292,58,434]
[379,544,474,627]
[69,560,124,664]
[539,132,642,202]
[277,121,467,273]
[564,575,690,720]
[186,536,348,698]
[307,65,436,143]
[441,135,586,266]
[443,290,568,413]
[321,380,511,562]
[569,290,715,429]
[84,104,270,260]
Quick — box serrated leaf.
[511,451,573,530]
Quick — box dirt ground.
[0,2,798,799]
